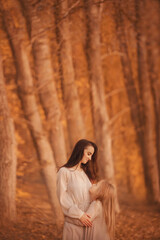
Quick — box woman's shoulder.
[57,166,75,175]
[57,166,68,174]
[57,167,70,181]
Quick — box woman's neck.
[73,162,82,171]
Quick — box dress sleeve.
[86,200,102,221]
[56,167,84,219]
[64,216,83,226]
[64,200,102,226]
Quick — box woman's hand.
[80,213,92,227]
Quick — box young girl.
[65,180,116,240]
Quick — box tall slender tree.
[20,0,67,168]
[145,0,160,186]
[55,0,86,149]
[0,52,17,225]
[85,0,120,212]
[85,0,114,181]
[135,0,160,202]
[113,0,148,194]
[0,0,64,221]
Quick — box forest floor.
[0,175,160,240]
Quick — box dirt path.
[0,180,160,240]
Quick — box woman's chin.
[83,160,88,164]
[81,159,88,164]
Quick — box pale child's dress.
[56,167,110,240]
[65,199,110,240]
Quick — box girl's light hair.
[95,180,116,240]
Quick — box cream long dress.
[56,167,110,240]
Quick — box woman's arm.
[56,167,84,219]
[65,216,84,226]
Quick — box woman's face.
[80,145,94,165]
[89,181,101,200]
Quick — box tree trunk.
[55,0,86,149]
[21,0,67,168]
[85,0,120,212]
[0,0,64,221]
[0,52,17,225]
[135,0,160,202]
[113,0,148,195]
[145,0,160,188]
[85,0,114,181]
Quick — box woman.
[56,139,99,240]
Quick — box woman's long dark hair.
[61,139,98,181]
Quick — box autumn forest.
[0,0,160,239]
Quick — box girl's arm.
[64,200,102,226]
[85,200,102,221]
[56,167,84,219]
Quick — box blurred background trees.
[0,0,160,229]
[0,52,17,225]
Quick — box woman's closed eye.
[87,152,93,156]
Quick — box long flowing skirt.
[62,214,110,240]
[62,221,85,240]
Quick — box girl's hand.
[80,213,92,227]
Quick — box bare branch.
[99,0,104,20]
[108,103,142,127]
[58,0,80,24]
[111,125,144,141]
[101,51,125,60]
[14,115,47,139]
[109,106,131,126]
[31,25,56,43]
[105,85,136,99]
